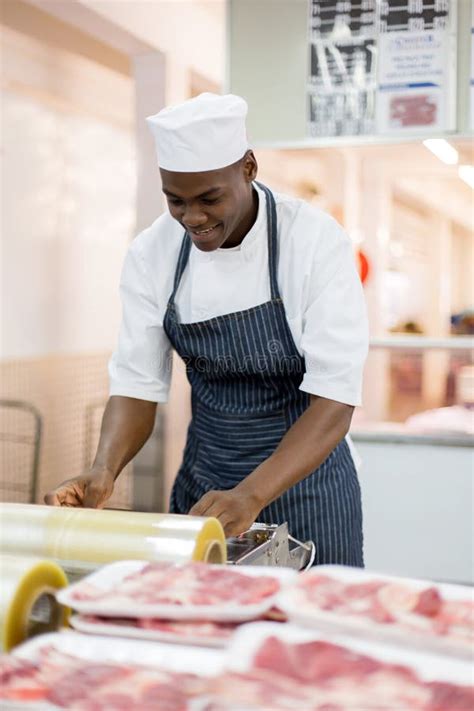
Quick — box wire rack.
[0,399,42,503]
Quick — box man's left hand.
[188,488,262,537]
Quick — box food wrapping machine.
[227,522,315,570]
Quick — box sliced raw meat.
[0,655,47,702]
[68,562,280,611]
[1,646,207,710]
[428,681,474,710]
[205,637,471,711]
[2,634,473,711]
[0,655,39,684]
[79,614,239,641]
[286,572,474,648]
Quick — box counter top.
[351,429,473,448]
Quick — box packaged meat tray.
[3,626,473,711]
[69,604,287,648]
[70,614,240,648]
[277,565,474,659]
[217,622,474,710]
[1,630,224,710]
[57,560,296,622]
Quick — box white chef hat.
[146,92,249,173]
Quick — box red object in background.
[390,95,437,127]
[356,249,370,285]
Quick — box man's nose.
[183,204,207,227]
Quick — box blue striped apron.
[163,183,363,566]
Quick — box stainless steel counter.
[352,430,473,448]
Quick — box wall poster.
[308,1,378,137]
[307,0,456,138]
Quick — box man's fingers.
[44,491,61,506]
[189,502,213,516]
[189,493,216,516]
[188,500,202,515]
[45,487,81,507]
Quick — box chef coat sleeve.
[299,218,369,407]
[108,237,172,403]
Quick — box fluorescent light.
[423,139,458,165]
[458,165,474,189]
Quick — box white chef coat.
[109,183,369,407]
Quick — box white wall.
[356,439,474,584]
[78,0,225,93]
[1,26,135,359]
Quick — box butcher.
[45,93,368,566]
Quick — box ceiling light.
[458,165,474,189]
[423,139,458,165]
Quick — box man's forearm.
[235,395,354,509]
[92,395,158,479]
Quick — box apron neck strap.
[255,181,280,301]
[170,232,192,303]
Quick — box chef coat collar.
[194,182,265,263]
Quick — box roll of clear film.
[0,504,226,574]
[0,554,69,651]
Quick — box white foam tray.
[277,564,474,659]
[13,629,226,677]
[70,613,235,648]
[226,621,474,685]
[9,623,473,709]
[57,561,296,622]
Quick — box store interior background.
[1,1,473,582]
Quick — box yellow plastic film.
[0,504,226,570]
[0,554,69,652]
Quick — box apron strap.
[255,181,280,301]
[169,231,192,304]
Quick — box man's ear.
[242,150,258,183]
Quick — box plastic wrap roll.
[0,554,68,651]
[0,504,226,572]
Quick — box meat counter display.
[1,562,473,710]
[351,336,474,585]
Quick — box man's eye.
[168,198,183,206]
[202,198,220,205]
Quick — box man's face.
[160,152,257,252]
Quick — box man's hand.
[44,468,115,508]
[189,488,262,537]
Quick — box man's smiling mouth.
[190,224,220,236]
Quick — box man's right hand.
[44,468,115,508]
[43,395,157,508]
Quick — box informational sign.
[308,1,378,137]
[378,0,450,33]
[376,29,451,133]
[307,0,456,138]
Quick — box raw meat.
[286,573,474,647]
[68,562,280,611]
[204,637,474,711]
[0,656,46,702]
[2,636,473,711]
[79,614,239,642]
[0,647,207,710]
[75,611,285,647]
[0,655,39,685]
